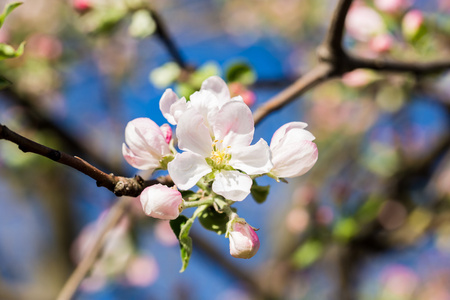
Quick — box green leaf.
[198,206,230,235]
[149,62,181,89]
[292,240,323,268]
[0,41,25,60]
[128,9,156,39]
[170,215,193,272]
[250,181,270,204]
[225,61,256,85]
[0,2,22,29]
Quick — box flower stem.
[183,197,214,209]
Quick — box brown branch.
[55,197,130,300]
[0,123,171,196]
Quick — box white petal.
[200,76,230,104]
[176,108,213,157]
[271,131,318,178]
[270,122,309,148]
[168,152,212,190]
[212,170,252,202]
[159,89,179,125]
[189,90,221,131]
[139,184,183,220]
[169,96,190,124]
[213,101,254,148]
[229,139,273,175]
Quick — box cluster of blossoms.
[122,76,318,267]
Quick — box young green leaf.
[250,181,270,204]
[0,41,25,60]
[0,2,22,29]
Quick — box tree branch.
[0,123,171,196]
[55,197,130,300]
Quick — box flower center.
[210,140,231,168]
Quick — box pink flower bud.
[73,0,91,12]
[374,0,411,14]
[160,124,172,144]
[270,122,318,178]
[229,82,256,107]
[402,10,424,41]
[342,69,377,87]
[369,34,393,53]
[139,184,183,220]
[122,118,172,172]
[228,219,260,259]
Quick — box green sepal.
[225,61,256,85]
[250,180,270,204]
[170,215,193,272]
[0,41,25,60]
[0,2,22,29]
[198,206,234,235]
[181,190,200,202]
[159,154,174,170]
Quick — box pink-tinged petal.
[159,89,179,125]
[229,138,272,175]
[212,170,252,201]
[125,118,170,157]
[270,122,309,148]
[176,108,213,157]
[160,124,172,144]
[200,76,230,104]
[271,133,318,178]
[228,220,260,259]
[213,101,254,148]
[122,143,160,171]
[168,152,212,190]
[139,184,183,220]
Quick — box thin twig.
[55,197,130,300]
[0,123,171,196]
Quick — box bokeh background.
[1,0,450,299]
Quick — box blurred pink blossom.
[342,69,377,87]
[369,34,393,53]
[402,10,424,41]
[229,82,256,107]
[154,220,178,246]
[375,0,411,14]
[125,255,159,287]
[346,4,386,42]
[286,207,310,234]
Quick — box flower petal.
[200,76,230,104]
[212,170,252,201]
[270,122,309,148]
[176,108,213,157]
[122,143,160,171]
[125,118,170,158]
[213,101,254,148]
[168,152,212,190]
[159,89,179,125]
[271,134,318,178]
[229,138,273,175]
[229,220,260,259]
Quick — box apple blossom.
[369,34,393,53]
[345,4,386,42]
[227,218,260,259]
[122,118,172,172]
[139,184,183,220]
[168,100,272,202]
[270,122,318,178]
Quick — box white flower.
[122,118,172,172]
[168,98,272,202]
[139,184,183,220]
[270,122,318,178]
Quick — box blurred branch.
[56,197,130,300]
[0,123,171,196]
[253,0,450,126]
